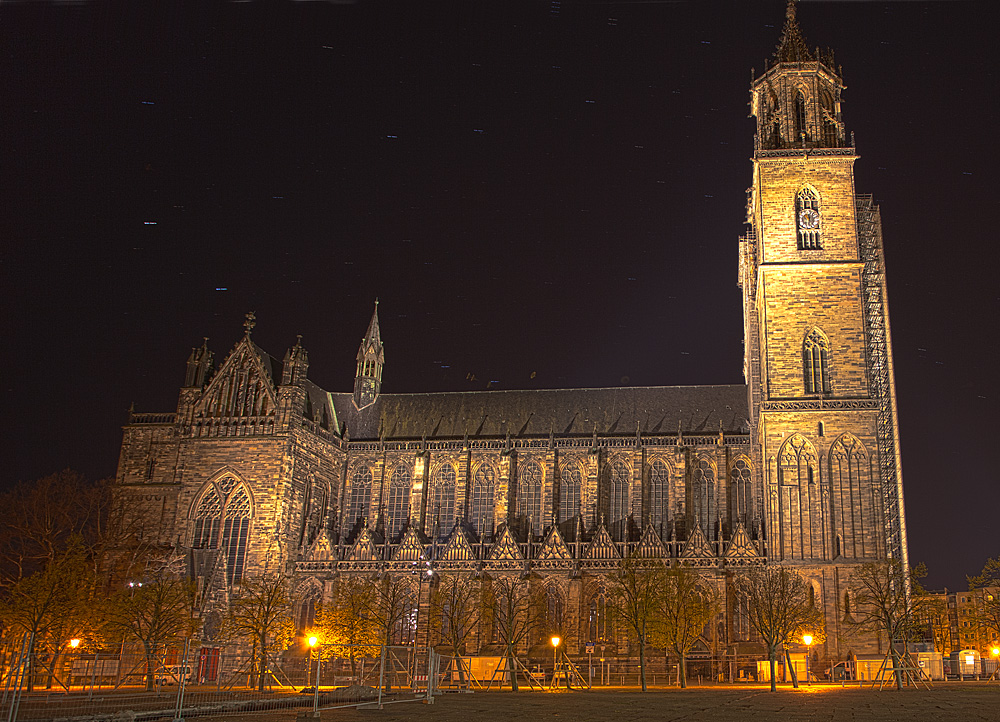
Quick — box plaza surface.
[197,684,999,722]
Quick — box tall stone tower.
[739,2,908,571]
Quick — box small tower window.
[796,187,822,250]
[793,90,807,144]
[803,329,831,394]
[821,92,838,147]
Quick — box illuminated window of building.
[192,476,253,585]
[559,463,582,524]
[607,460,631,541]
[516,461,543,535]
[433,463,456,535]
[691,459,715,535]
[803,329,831,394]
[386,463,411,539]
[589,591,608,642]
[470,463,496,538]
[649,459,670,536]
[343,466,373,536]
[730,458,753,527]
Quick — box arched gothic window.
[546,585,564,635]
[803,328,831,394]
[391,588,418,645]
[793,90,807,143]
[433,463,456,535]
[796,187,822,250]
[343,466,373,536]
[192,476,253,585]
[691,459,715,536]
[821,92,838,146]
[302,481,327,547]
[649,459,670,537]
[607,459,631,541]
[297,586,321,633]
[386,463,412,539]
[589,590,608,642]
[559,463,582,525]
[516,461,543,535]
[470,463,496,538]
[730,458,753,527]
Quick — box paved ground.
[194,683,999,722]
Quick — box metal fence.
[0,640,436,721]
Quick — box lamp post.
[989,646,1000,683]
[308,635,321,717]
[551,636,561,687]
[802,634,813,685]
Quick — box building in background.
[117,3,907,666]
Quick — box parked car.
[155,665,193,685]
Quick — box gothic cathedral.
[117,4,907,664]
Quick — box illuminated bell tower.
[739,1,907,570]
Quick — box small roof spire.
[362,301,381,350]
[775,0,813,63]
[243,311,256,337]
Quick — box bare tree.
[429,573,483,687]
[848,560,930,691]
[482,574,544,691]
[362,573,415,647]
[103,555,197,691]
[651,563,718,688]
[223,574,296,691]
[968,557,1000,648]
[733,565,822,691]
[607,557,665,692]
[316,576,380,678]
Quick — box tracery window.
[589,591,608,642]
[386,463,412,539]
[607,459,631,541]
[793,90,807,143]
[796,187,821,250]
[558,463,582,525]
[470,463,496,538]
[192,476,253,585]
[391,590,418,645]
[649,459,670,537]
[433,463,457,535]
[343,466,373,536]
[545,585,564,635]
[821,92,838,146]
[730,458,753,527]
[803,328,831,394]
[691,459,715,536]
[516,461,543,534]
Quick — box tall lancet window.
[386,463,411,540]
[793,90,807,143]
[516,461,543,536]
[343,466,373,536]
[607,459,631,541]
[558,463,582,525]
[649,459,670,537]
[192,476,253,584]
[433,463,456,535]
[803,328,832,394]
[470,463,496,538]
[796,187,822,250]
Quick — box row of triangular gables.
[311,519,763,572]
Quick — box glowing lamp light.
[69,639,81,649]
[992,647,1000,658]
[308,635,319,648]
[803,633,813,646]
[551,636,561,648]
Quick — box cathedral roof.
[329,384,748,441]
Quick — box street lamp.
[802,633,813,685]
[551,636,561,686]
[69,639,81,649]
[308,635,321,716]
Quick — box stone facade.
[116,6,906,667]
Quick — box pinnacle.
[775,0,813,64]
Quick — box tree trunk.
[768,648,777,692]
[678,653,687,689]
[144,641,156,692]
[890,647,903,691]
[785,648,799,688]
[639,639,647,692]
[508,647,518,692]
[258,637,267,692]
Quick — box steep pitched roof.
[330,384,748,441]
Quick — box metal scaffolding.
[856,195,909,574]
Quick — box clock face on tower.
[798,208,820,230]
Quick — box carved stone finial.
[244,311,256,336]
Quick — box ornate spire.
[775,0,813,63]
[353,301,384,409]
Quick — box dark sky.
[1,1,995,591]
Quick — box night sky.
[2,1,995,591]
